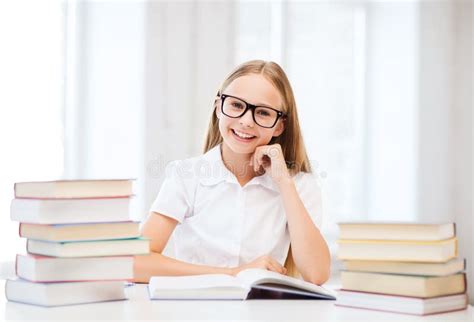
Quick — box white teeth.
[233,129,255,139]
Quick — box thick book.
[10,197,132,224]
[336,290,468,316]
[27,237,149,258]
[19,221,141,242]
[337,222,455,241]
[341,271,466,298]
[16,254,134,282]
[5,279,127,307]
[337,238,457,262]
[148,268,336,300]
[14,179,135,199]
[342,258,465,276]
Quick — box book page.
[236,269,336,299]
[149,274,245,290]
[148,274,251,300]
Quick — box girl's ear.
[272,118,286,137]
[214,91,221,119]
[214,102,221,119]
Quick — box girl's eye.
[232,103,244,109]
[256,110,271,117]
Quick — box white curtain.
[0,0,64,264]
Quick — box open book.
[148,268,336,300]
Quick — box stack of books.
[335,222,468,315]
[6,179,149,307]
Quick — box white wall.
[417,1,454,222]
[143,2,236,217]
[365,2,419,221]
[451,0,473,305]
[415,1,472,303]
[415,0,472,303]
[63,1,237,256]
[0,0,64,267]
[143,2,236,255]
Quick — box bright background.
[0,0,472,302]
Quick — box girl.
[134,60,330,285]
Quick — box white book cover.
[336,290,468,315]
[337,222,455,241]
[342,258,465,276]
[16,254,134,282]
[148,268,336,300]
[6,279,127,307]
[10,197,133,224]
[337,238,457,262]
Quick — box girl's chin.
[222,137,257,154]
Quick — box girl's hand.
[230,255,287,276]
[251,144,291,186]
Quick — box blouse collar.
[199,144,278,192]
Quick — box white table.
[1,281,472,321]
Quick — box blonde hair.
[203,60,311,278]
[204,60,311,174]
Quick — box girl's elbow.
[307,263,331,285]
[308,269,330,285]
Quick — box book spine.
[334,303,467,316]
[4,280,9,301]
[462,273,467,292]
[14,254,18,277]
[339,288,467,299]
[18,223,22,238]
[337,238,457,245]
[20,277,132,283]
[16,179,136,183]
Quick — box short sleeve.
[149,160,194,224]
[294,172,325,229]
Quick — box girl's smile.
[231,128,257,143]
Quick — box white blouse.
[150,144,324,268]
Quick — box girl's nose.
[239,109,255,127]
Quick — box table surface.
[1,281,472,321]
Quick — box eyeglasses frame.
[217,93,286,129]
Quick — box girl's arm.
[133,212,232,283]
[278,180,330,285]
[251,144,331,285]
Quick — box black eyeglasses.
[218,93,286,128]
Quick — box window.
[0,1,65,263]
[235,2,368,262]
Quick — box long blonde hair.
[203,60,310,278]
